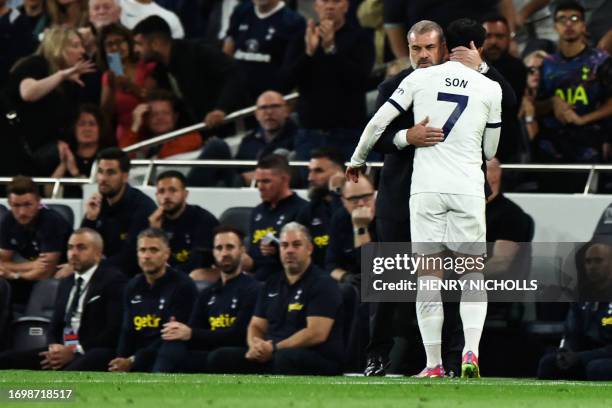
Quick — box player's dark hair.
[97,147,130,173]
[446,18,487,50]
[481,14,509,28]
[156,170,187,187]
[7,175,39,197]
[132,15,172,42]
[213,225,245,244]
[137,227,170,248]
[311,147,345,170]
[554,0,585,20]
[256,154,291,176]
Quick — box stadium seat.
[10,317,51,351]
[22,279,60,320]
[218,207,253,237]
[47,204,74,227]
[0,203,8,219]
[0,278,11,350]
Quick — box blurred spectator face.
[483,21,510,61]
[8,193,40,226]
[408,30,444,69]
[103,33,130,61]
[252,0,279,12]
[255,168,288,203]
[155,176,188,217]
[525,54,544,91]
[314,0,348,27]
[342,177,375,214]
[62,33,86,67]
[213,232,244,274]
[255,92,288,132]
[96,159,128,198]
[134,33,155,62]
[75,112,100,146]
[584,244,612,288]
[67,232,102,273]
[280,229,313,275]
[137,236,170,275]
[554,9,586,42]
[89,0,121,29]
[147,100,178,135]
[23,0,43,10]
[308,157,338,192]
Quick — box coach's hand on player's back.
[407,117,444,147]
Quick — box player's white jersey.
[389,61,502,197]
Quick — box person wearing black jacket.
[80,148,156,277]
[360,19,517,376]
[0,229,126,371]
[132,15,248,128]
[109,228,197,373]
[157,226,261,372]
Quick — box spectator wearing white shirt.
[119,0,184,39]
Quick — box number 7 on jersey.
[437,92,469,140]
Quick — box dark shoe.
[364,355,390,376]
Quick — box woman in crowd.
[98,23,162,148]
[47,0,88,28]
[46,104,111,197]
[6,25,95,175]
[519,50,548,142]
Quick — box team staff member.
[296,148,344,268]
[0,176,72,306]
[109,228,197,373]
[149,170,219,277]
[0,229,126,371]
[157,226,261,372]
[244,154,307,281]
[207,222,344,375]
[81,148,156,277]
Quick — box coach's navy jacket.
[564,302,612,351]
[117,268,197,360]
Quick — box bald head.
[255,90,288,132]
[585,243,612,288]
[68,228,104,273]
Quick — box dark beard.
[163,202,184,218]
[308,185,329,201]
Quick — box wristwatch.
[324,44,337,55]
[477,61,489,74]
[354,227,367,236]
[525,115,535,124]
[12,272,20,280]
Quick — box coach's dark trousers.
[150,341,210,373]
[207,347,342,375]
[537,347,612,381]
[0,347,115,371]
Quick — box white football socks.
[459,272,488,357]
[416,275,444,368]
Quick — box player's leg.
[410,193,447,377]
[445,194,487,378]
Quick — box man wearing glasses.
[535,0,612,172]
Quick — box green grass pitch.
[1,371,611,408]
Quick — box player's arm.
[483,85,503,160]
[276,316,335,349]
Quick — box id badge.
[63,327,80,351]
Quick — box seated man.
[156,226,261,372]
[0,229,126,371]
[207,222,344,375]
[149,170,219,280]
[0,176,72,308]
[109,228,197,373]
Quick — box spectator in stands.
[119,0,184,39]
[0,0,36,88]
[326,173,376,287]
[535,1,612,166]
[157,226,261,372]
[154,0,206,39]
[109,228,197,372]
[149,171,219,279]
[482,14,526,162]
[223,0,305,99]
[89,0,121,30]
[243,154,307,281]
[296,148,344,268]
[0,228,127,371]
[5,26,96,175]
[282,0,375,161]
[132,16,247,129]
[80,147,156,277]
[18,0,49,41]
[46,104,110,198]
[98,23,164,148]
[207,222,343,375]
[127,89,202,157]
[235,90,299,184]
[47,0,88,27]
[0,176,72,308]
[519,50,548,142]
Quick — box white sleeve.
[349,77,416,166]
[483,84,502,160]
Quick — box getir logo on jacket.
[209,314,237,331]
[134,314,161,331]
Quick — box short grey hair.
[407,20,446,44]
[137,227,170,249]
[72,228,104,252]
[280,222,312,244]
